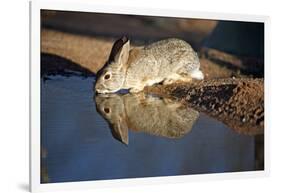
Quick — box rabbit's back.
[125,38,200,87]
[145,38,200,72]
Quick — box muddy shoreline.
[145,78,264,135]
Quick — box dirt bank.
[145,78,264,135]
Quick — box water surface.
[41,75,255,183]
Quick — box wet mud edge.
[145,78,264,135]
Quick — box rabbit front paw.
[163,79,178,85]
[129,87,144,93]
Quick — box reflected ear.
[112,115,129,145]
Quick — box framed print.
[30,0,269,192]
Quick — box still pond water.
[41,75,255,183]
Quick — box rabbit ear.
[110,37,130,66]
[97,37,129,75]
[115,41,130,66]
[108,36,128,62]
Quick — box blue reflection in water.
[41,76,255,183]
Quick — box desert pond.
[41,75,261,183]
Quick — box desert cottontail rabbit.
[95,37,203,93]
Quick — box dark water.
[41,75,256,183]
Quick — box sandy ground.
[41,29,112,74]
[42,11,218,50]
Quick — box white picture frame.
[30,0,270,192]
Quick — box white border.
[30,0,270,192]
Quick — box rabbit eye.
[104,74,111,80]
[104,108,110,114]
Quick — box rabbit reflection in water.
[95,37,204,94]
[95,93,199,145]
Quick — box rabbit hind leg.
[163,74,192,85]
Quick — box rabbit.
[95,36,204,93]
[95,93,199,145]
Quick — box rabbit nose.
[95,84,102,93]
[95,85,107,94]
[95,86,103,93]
